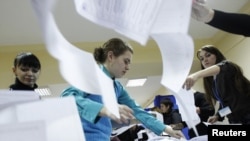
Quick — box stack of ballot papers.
[0,90,86,141]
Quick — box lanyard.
[212,78,224,108]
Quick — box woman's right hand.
[182,74,198,90]
[164,126,185,139]
[192,0,214,23]
[99,104,134,124]
[207,115,219,124]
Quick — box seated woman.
[148,106,164,123]
[160,98,184,130]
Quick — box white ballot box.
[0,120,47,141]
[0,95,85,141]
[0,90,40,109]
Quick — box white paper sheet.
[151,33,194,93]
[151,0,191,34]
[0,90,40,109]
[31,0,119,118]
[0,97,85,141]
[16,97,85,141]
[0,121,47,141]
[174,89,200,136]
[74,0,163,45]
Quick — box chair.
[153,95,179,110]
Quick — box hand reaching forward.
[165,125,185,140]
[182,74,198,90]
[192,0,214,23]
[207,115,219,124]
[99,104,134,124]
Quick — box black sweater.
[208,10,250,37]
[9,78,38,91]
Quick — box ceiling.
[1,0,249,107]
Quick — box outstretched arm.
[192,0,250,37]
[183,65,220,90]
[208,10,250,37]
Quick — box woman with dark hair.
[183,45,250,124]
[61,38,184,141]
[9,52,41,91]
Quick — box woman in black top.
[183,45,250,124]
[192,0,250,37]
[9,52,41,91]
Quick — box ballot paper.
[0,97,85,141]
[174,89,200,136]
[74,0,163,45]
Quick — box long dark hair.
[197,45,250,106]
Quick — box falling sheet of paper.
[174,89,200,136]
[150,0,200,135]
[31,0,119,118]
[151,33,194,93]
[151,33,198,135]
[150,0,191,34]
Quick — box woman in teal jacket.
[61,38,183,141]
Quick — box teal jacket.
[61,65,166,141]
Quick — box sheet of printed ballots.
[74,0,163,45]
[31,0,119,118]
[0,97,85,141]
[150,0,200,133]
[0,121,47,141]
